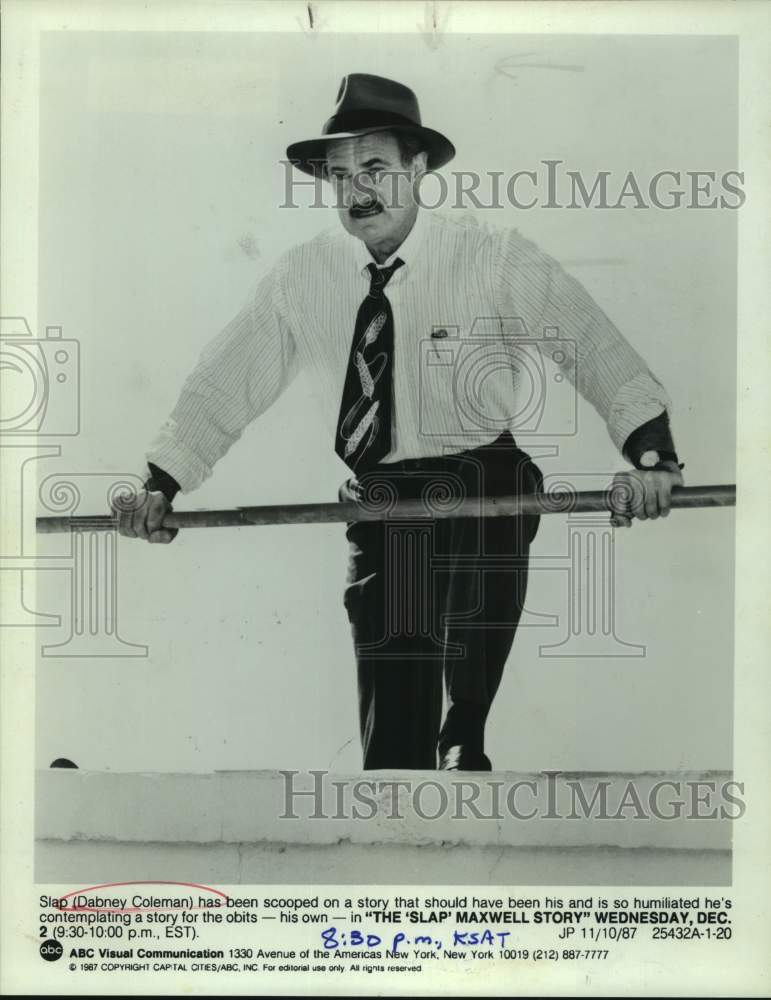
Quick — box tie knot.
[367,258,404,296]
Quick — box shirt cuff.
[606,371,673,453]
[622,410,680,468]
[146,419,213,494]
[144,463,181,503]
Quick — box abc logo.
[39,939,63,962]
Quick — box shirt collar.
[351,208,429,278]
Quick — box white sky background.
[34,31,736,773]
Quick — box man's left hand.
[609,462,684,528]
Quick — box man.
[116,74,683,771]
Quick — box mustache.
[349,200,384,218]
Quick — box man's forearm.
[145,412,681,503]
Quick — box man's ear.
[411,151,428,179]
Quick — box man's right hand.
[113,489,178,544]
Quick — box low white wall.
[35,769,733,886]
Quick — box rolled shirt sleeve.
[494,228,672,454]
[146,255,298,492]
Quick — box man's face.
[325,132,426,253]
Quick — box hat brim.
[286,125,455,177]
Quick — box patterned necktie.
[335,258,404,472]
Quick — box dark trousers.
[339,431,542,770]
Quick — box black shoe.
[439,746,492,771]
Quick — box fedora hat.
[286,73,455,176]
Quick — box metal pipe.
[36,484,736,534]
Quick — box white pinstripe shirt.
[147,209,671,492]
